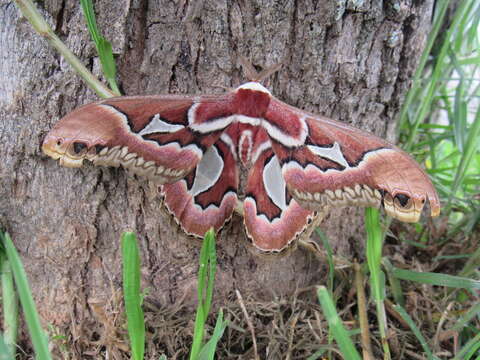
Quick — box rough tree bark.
[1,0,433,351]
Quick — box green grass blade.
[196,230,211,311]
[121,232,145,360]
[197,309,228,360]
[365,207,383,301]
[315,229,335,293]
[403,0,471,151]
[382,258,405,307]
[306,348,327,360]
[392,305,439,360]
[12,0,115,98]
[398,0,450,137]
[451,302,480,333]
[391,268,480,290]
[316,286,362,360]
[203,229,217,318]
[448,107,480,205]
[0,232,52,360]
[79,0,121,95]
[190,306,206,360]
[459,245,480,278]
[453,332,480,360]
[0,254,18,358]
[451,62,467,152]
[365,207,391,359]
[0,334,14,360]
[190,229,217,360]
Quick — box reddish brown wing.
[161,137,238,237]
[42,95,232,184]
[266,98,440,222]
[243,145,315,253]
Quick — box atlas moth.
[42,71,440,254]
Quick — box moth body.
[42,82,440,253]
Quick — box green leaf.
[315,229,335,294]
[452,332,480,360]
[0,333,14,360]
[393,305,439,360]
[197,309,228,360]
[121,231,145,360]
[190,229,219,360]
[1,232,52,360]
[365,207,384,301]
[392,268,480,290]
[317,286,362,360]
[1,254,18,358]
[79,0,121,95]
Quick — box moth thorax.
[233,82,271,118]
[236,82,272,95]
[238,130,253,166]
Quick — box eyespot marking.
[73,142,87,154]
[394,193,410,207]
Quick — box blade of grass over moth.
[391,268,480,290]
[365,207,391,360]
[121,231,145,360]
[79,0,121,95]
[0,232,52,360]
[0,251,18,359]
[13,0,115,98]
[190,229,218,360]
[316,286,362,360]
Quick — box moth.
[42,81,440,253]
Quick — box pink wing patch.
[161,138,238,237]
[243,146,314,253]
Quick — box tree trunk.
[1,0,433,353]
